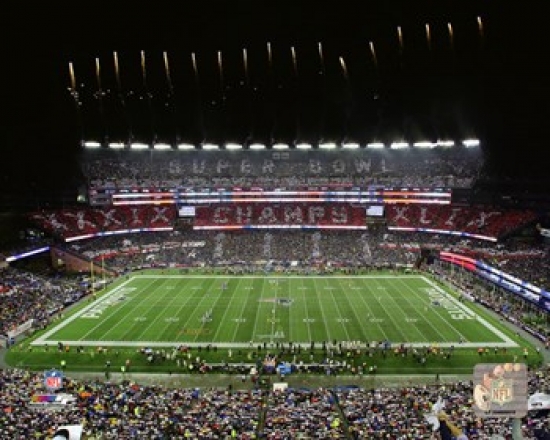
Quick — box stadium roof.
[0,0,548,208]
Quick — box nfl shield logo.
[490,378,513,406]
[44,369,63,391]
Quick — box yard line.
[345,281,388,341]
[333,278,369,342]
[156,278,208,341]
[251,278,268,343]
[129,279,190,341]
[399,278,468,342]
[205,278,242,342]
[380,279,431,341]
[362,278,408,341]
[79,278,160,341]
[230,278,251,342]
[323,279,352,341]
[270,280,278,346]
[287,277,293,342]
[299,278,313,343]
[390,278,452,342]
[179,278,219,342]
[312,278,333,343]
[421,276,515,346]
[31,278,136,346]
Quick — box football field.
[32,275,516,349]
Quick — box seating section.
[386,204,537,239]
[82,148,483,191]
[0,368,548,438]
[194,203,367,228]
[30,206,177,239]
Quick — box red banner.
[194,203,366,228]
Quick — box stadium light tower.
[249,143,266,150]
[153,143,172,150]
[130,142,149,150]
[390,141,409,149]
[225,143,243,150]
[83,141,101,148]
[342,142,360,149]
[319,142,337,150]
[367,142,385,149]
[413,141,436,149]
[272,143,289,150]
[462,138,480,148]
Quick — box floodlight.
[342,142,360,149]
[249,143,266,150]
[462,138,480,147]
[272,143,289,150]
[130,143,149,150]
[296,142,312,150]
[177,143,195,150]
[83,141,101,148]
[437,140,455,147]
[319,142,337,149]
[225,143,243,150]
[390,141,409,149]
[202,143,219,150]
[367,142,385,149]
[153,143,171,150]
[413,141,436,149]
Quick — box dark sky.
[1,0,549,208]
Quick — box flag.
[438,412,468,440]
[425,397,468,440]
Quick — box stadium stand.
[0,267,88,340]
[29,203,537,242]
[0,367,548,438]
[386,205,538,241]
[82,148,483,191]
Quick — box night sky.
[1,0,548,208]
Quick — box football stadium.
[1,2,549,439]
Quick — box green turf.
[6,273,543,374]
[30,275,511,347]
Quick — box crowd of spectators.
[336,370,550,439]
[65,229,422,272]
[65,229,549,290]
[498,255,550,295]
[82,148,483,191]
[0,367,548,439]
[1,227,550,438]
[0,267,89,341]
[386,204,538,240]
[27,202,538,243]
